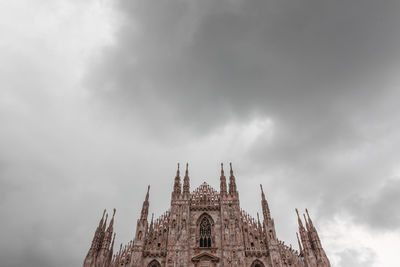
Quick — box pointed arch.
[196,212,214,225]
[251,259,265,267]
[196,213,214,248]
[199,217,212,247]
[147,259,161,267]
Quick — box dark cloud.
[90,0,400,135]
[2,0,400,267]
[88,0,400,230]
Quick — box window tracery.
[199,217,212,248]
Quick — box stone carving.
[84,163,331,267]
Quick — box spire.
[304,209,330,265]
[88,210,106,254]
[295,209,304,228]
[260,184,271,221]
[99,209,106,227]
[296,232,303,255]
[228,162,237,196]
[306,209,324,251]
[257,212,262,231]
[296,208,314,254]
[148,213,154,242]
[140,186,150,221]
[97,213,108,250]
[306,208,315,229]
[103,213,109,232]
[107,208,116,232]
[220,163,227,196]
[110,232,116,251]
[303,213,311,231]
[183,163,190,197]
[173,163,181,197]
[145,185,150,202]
[103,209,116,250]
[150,213,154,230]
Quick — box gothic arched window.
[199,217,212,248]
[251,260,265,267]
[147,259,161,267]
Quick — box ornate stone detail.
[190,182,220,210]
[83,163,331,267]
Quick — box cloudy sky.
[1,0,400,266]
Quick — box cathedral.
[83,163,331,267]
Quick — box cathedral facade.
[84,163,331,267]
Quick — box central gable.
[190,182,220,210]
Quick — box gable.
[191,182,220,210]
[191,251,220,263]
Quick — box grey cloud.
[347,178,400,230]
[88,0,400,230]
[90,0,400,135]
[2,0,400,266]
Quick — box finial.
[113,208,116,217]
[230,162,233,174]
[185,163,189,175]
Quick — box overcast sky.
[1,0,400,266]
